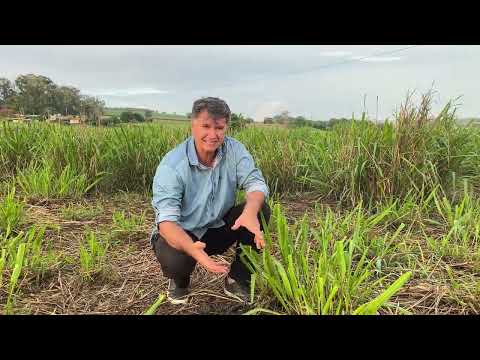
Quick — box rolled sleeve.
[244,182,269,197]
[151,164,183,226]
[235,143,269,199]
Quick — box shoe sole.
[167,291,189,305]
[167,296,188,305]
[167,279,189,305]
[168,297,189,305]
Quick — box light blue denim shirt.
[151,136,269,242]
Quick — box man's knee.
[152,233,196,279]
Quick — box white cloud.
[84,88,171,97]
[350,56,404,62]
[253,101,288,122]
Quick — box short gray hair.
[191,97,231,123]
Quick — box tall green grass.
[0,187,24,234]
[1,94,478,204]
[5,242,26,313]
[79,230,109,281]
[424,182,480,260]
[0,121,35,181]
[303,93,480,206]
[0,224,53,313]
[242,203,412,315]
[0,122,189,196]
[235,126,320,194]
[1,226,51,273]
[16,160,103,200]
[100,125,189,192]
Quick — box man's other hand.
[191,241,229,274]
[231,211,265,249]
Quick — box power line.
[302,45,421,72]
[242,45,422,85]
[205,45,423,120]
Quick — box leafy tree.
[0,78,16,107]
[120,111,133,122]
[14,74,57,116]
[80,95,105,125]
[144,110,153,119]
[53,86,81,115]
[133,112,145,122]
[229,113,248,130]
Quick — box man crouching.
[150,97,270,305]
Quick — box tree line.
[0,73,358,129]
[0,74,105,123]
[264,110,359,130]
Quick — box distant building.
[47,113,63,122]
[47,114,84,125]
[23,115,41,122]
[69,116,82,125]
[0,106,16,118]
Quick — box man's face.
[191,110,228,154]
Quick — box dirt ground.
[0,192,320,315]
[3,191,478,315]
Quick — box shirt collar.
[187,136,225,168]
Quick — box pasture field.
[1,95,480,315]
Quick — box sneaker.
[167,279,190,305]
[224,277,250,304]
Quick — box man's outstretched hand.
[231,211,265,249]
[191,241,229,274]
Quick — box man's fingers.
[231,219,241,230]
[258,237,265,248]
[213,259,229,272]
[256,238,265,249]
[217,266,229,274]
[209,263,228,273]
[255,230,265,248]
[254,232,265,249]
[201,257,229,274]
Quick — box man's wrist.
[244,191,265,215]
[184,242,200,257]
[242,205,259,217]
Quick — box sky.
[1,45,478,121]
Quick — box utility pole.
[376,95,379,122]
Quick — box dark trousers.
[151,202,271,288]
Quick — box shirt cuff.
[155,208,180,225]
[245,184,269,199]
